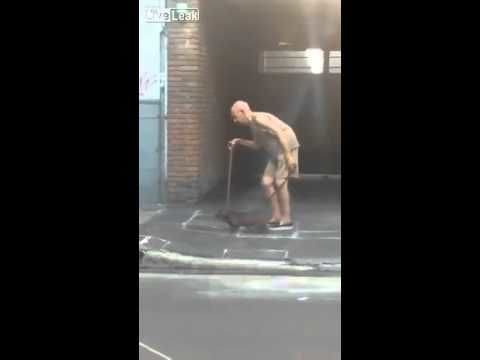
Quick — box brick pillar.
[166,0,208,203]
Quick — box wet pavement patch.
[183,213,232,232]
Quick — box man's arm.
[238,139,260,150]
[228,138,260,150]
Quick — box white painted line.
[236,231,300,239]
[140,236,171,249]
[139,342,172,360]
[139,236,151,246]
[181,210,201,229]
[161,240,171,249]
[195,212,214,217]
[180,212,233,233]
[149,237,171,248]
[183,224,226,231]
[221,248,289,260]
[182,227,230,235]
[235,232,341,240]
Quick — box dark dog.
[216,209,269,231]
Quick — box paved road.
[140,178,341,263]
[139,273,341,360]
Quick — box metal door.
[139,26,167,206]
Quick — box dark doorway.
[204,0,341,183]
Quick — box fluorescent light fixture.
[306,48,324,74]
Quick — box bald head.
[231,100,250,113]
[230,100,252,125]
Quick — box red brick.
[165,5,217,203]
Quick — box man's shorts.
[264,147,300,182]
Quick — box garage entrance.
[203,0,341,183]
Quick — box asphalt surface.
[139,273,341,360]
[139,177,341,264]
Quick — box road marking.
[181,212,232,233]
[294,231,341,240]
[139,236,151,246]
[139,236,171,250]
[139,342,172,360]
[139,210,162,225]
[181,210,201,229]
[182,225,229,233]
[222,248,289,260]
[236,231,299,239]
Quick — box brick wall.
[166,0,226,203]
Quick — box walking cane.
[225,145,234,210]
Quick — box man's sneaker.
[268,222,294,231]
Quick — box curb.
[139,240,341,275]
